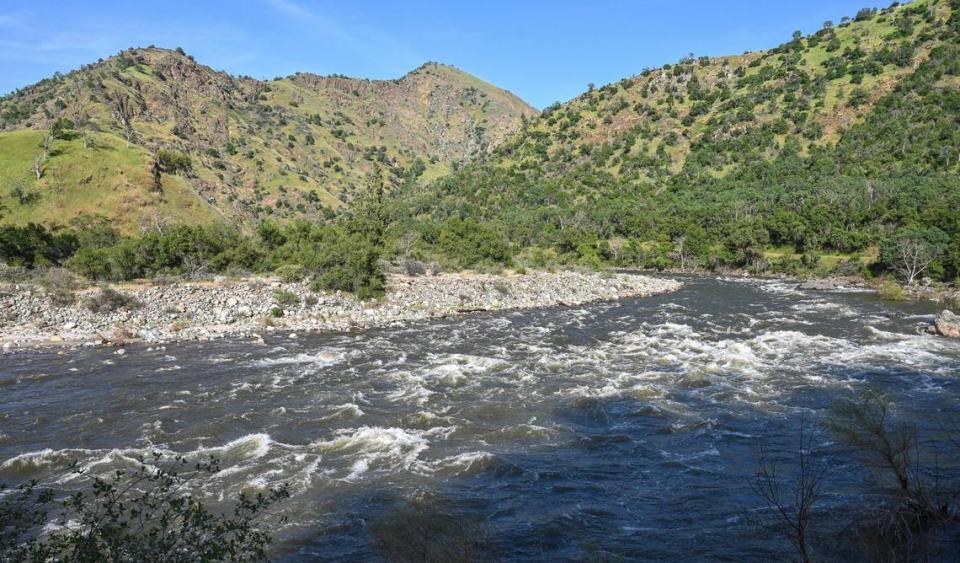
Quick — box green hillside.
[3,0,960,292]
[0,49,536,233]
[388,0,960,280]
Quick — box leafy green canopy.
[383,0,960,281]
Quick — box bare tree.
[751,414,827,563]
[883,228,947,285]
[111,93,137,146]
[33,134,51,181]
[138,210,172,234]
[894,237,939,285]
[670,235,698,272]
[828,390,955,561]
[33,155,44,181]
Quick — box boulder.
[933,310,960,338]
[797,279,841,291]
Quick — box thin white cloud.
[259,0,421,75]
[261,0,352,41]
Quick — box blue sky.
[1,0,881,109]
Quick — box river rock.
[0,271,681,350]
[797,279,841,291]
[933,310,960,338]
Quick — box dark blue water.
[2,276,959,560]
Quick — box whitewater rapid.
[2,275,958,560]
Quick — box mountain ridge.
[0,47,536,232]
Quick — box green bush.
[274,264,306,282]
[67,226,265,281]
[438,218,510,268]
[273,288,299,306]
[877,279,909,301]
[50,117,76,140]
[155,149,193,174]
[0,455,287,561]
[0,224,78,268]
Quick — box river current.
[2,275,959,560]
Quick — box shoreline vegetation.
[0,270,681,351]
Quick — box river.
[2,275,959,560]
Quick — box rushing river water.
[2,275,960,560]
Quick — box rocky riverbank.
[0,271,681,351]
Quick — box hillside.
[390,0,960,280]
[494,0,953,180]
[0,49,535,232]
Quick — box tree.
[32,155,44,181]
[33,134,51,181]
[827,390,955,561]
[881,227,948,284]
[111,93,137,145]
[156,149,193,174]
[751,415,827,563]
[50,117,75,140]
[670,235,692,271]
[439,218,511,267]
[723,222,770,268]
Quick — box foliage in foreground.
[752,390,960,562]
[0,455,289,562]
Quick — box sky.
[0,0,883,109]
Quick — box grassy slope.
[0,51,536,230]
[0,130,220,233]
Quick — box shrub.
[83,287,142,313]
[877,279,908,301]
[50,117,76,140]
[0,224,78,268]
[273,289,299,306]
[155,149,193,174]
[0,455,287,561]
[41,267,79,305]
[68,226,265,281]
[270,306,284,318]
[491,280,511,296]
[275,264,306,283]
[438,218,511,268]
[403,258,427,277]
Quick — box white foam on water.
[661,445,721,462]
[546,322,872,405]
[423,353,509,383]
[791,300,858,317]
[385,371,435,405]
[253,349,346,367]
[309,426,435,478]
[190,433,281,466]
[0,448,63,474]
[320,403,365,421]
[431,451,498,475]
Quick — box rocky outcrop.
[795,278,860,291]
[932,310,960,338]
[0,271,681,350]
